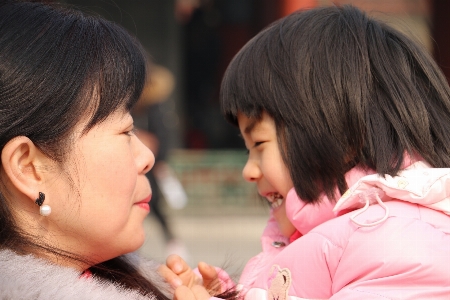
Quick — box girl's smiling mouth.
[266,192,284,209]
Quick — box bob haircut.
[221,5,450,203]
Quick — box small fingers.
[166,254,189,275]
[191,285,213,299]
[174,285,211,300]
[174,286,195,300]
[158,264,182,288]
[197,261,220,292]
[165,254,202,288]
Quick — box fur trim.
[0,249,171,299]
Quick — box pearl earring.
[35,192,51,216]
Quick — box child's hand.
[158,254,196,288]
[159,254,201,288]
[159,254,220,293]
[173,285,211,300]
[197,261,222,295]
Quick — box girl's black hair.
[221,5,450,203]
[0,0,168,297]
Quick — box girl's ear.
[1,136,50,201]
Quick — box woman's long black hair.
[0,0,164,297]
[221,5,450,203]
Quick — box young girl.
[165,4,450,299]
[0,1,235,299]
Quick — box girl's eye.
[244,141,264,155]
[245,142,264,155]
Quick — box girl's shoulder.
[247,201,450,299]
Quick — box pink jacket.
[238,161,450,299]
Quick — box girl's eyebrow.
[244,119,258,134]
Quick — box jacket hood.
[334,161,450,216]
[286,160,450,236]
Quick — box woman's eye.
[254,141,264,147]
[124,128,136,136]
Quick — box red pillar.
[280,0,317,17]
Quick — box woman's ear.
[1,136,49,201]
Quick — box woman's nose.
[135,137,155,175]
[242,159,261,182]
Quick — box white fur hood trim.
[0,249,171,299]
[334,161,450,215]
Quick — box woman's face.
[46,109,154,267]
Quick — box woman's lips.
[135,195,151,211]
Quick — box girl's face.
[46,109,154,268]
[238,112,296,238]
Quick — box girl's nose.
[242,159,261,182]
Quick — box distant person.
[162,5,450,299]
[134,64,190,261]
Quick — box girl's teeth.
[272,198,283,209]
[267,193,284,209]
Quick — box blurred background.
[62,0,448,275]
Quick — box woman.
[0,1,182,298]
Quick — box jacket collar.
[286,166,375,235]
